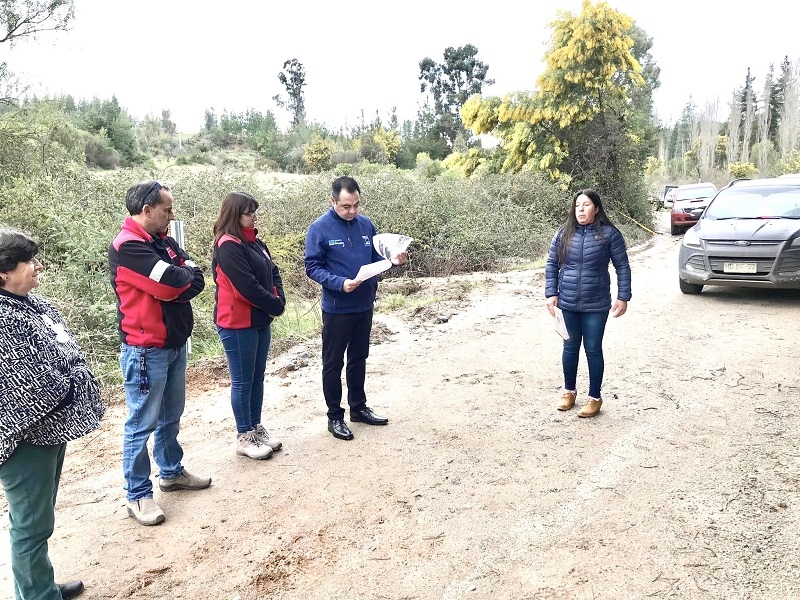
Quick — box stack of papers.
[353,233,414,283]
[373,233,413,262]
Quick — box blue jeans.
[120,344,186,501]
[217,326,271,433]
[561,310,609,398]
[0,442,65,600]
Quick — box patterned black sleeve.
[0,308,71,437]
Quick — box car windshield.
[704,185,800,219]
[676,186,716,201]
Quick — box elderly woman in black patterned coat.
[0,229,105,600]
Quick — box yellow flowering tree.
[303,136,335,172]
[462,0,654,210]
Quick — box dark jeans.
[0,442,66,600]
[321,310,372,420]
[561,309,609,398]
[217,326,271,434]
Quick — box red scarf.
[241,227,257,242]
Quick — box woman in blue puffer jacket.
[545,189,632,417]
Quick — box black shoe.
[350,406,389,425]
[59,580,84,600]
[328,419,354,440]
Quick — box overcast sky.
[3,0,797,133]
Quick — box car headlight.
[791,237,800,248]
[682,227,701,247]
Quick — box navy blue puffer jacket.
[545,223,632,312]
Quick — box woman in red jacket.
[212,192,286,459]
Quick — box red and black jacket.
[108,218,205,349]
[212,231,285,329]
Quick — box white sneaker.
[127,497,165,526]
[254,423,283,451]
[236,430,273,460]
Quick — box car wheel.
[679,277,703,294]
[670,223,680,235]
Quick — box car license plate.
[723,262,757,273]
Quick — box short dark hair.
[125,180,172,215]
[331,176,360,201]
[0,229,39,287]
[213,191,259,244]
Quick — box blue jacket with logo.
[305,208,385,314]
[545,223,632,312]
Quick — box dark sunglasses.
[142,181,163,204]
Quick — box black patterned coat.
[0,290,105,465]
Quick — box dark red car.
[670,183,718,235]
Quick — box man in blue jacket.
[304,177,406,440]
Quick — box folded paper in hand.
[553,307,569,340]
[353,233,413,283]
[354,259,392,283]
[373,233,413,263]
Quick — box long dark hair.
[557,189,617,265]
[213,192,259,244]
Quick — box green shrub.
[779,150,800,174]
[0,158,651,386]
[333,163,353,176]
[268,169,574,277]
[84,131,121,169]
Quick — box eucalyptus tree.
[418,44,494,148]
[274,58,307,127]
[1,0,73,44]
[1,0,75,103]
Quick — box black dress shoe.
[328,419,354,440]
[350,406,389,425]
[58,580,84,600]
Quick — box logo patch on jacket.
[166,246,178,260]
[328,239,345,247]
[362,236,371,246]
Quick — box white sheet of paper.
[354,259,392,282]
[554,307,570,340]
[373,233,413,262]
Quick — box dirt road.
[2,214,799,599]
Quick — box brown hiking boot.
[577,397,602,418]
[557,390,577,411]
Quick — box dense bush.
[0,160,652,384]
[268,170,573,277]
[0,165,264,382]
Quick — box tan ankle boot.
[557,390,577,411]
[577,397,602,418]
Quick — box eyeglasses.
[242,210,258,218]
[141,181,163,204]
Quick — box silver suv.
[678,178,800,294]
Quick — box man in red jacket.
[109,180,210,526]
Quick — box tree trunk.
[778,59,800,157]
[741,89,756,163]
[727,91,741,167]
